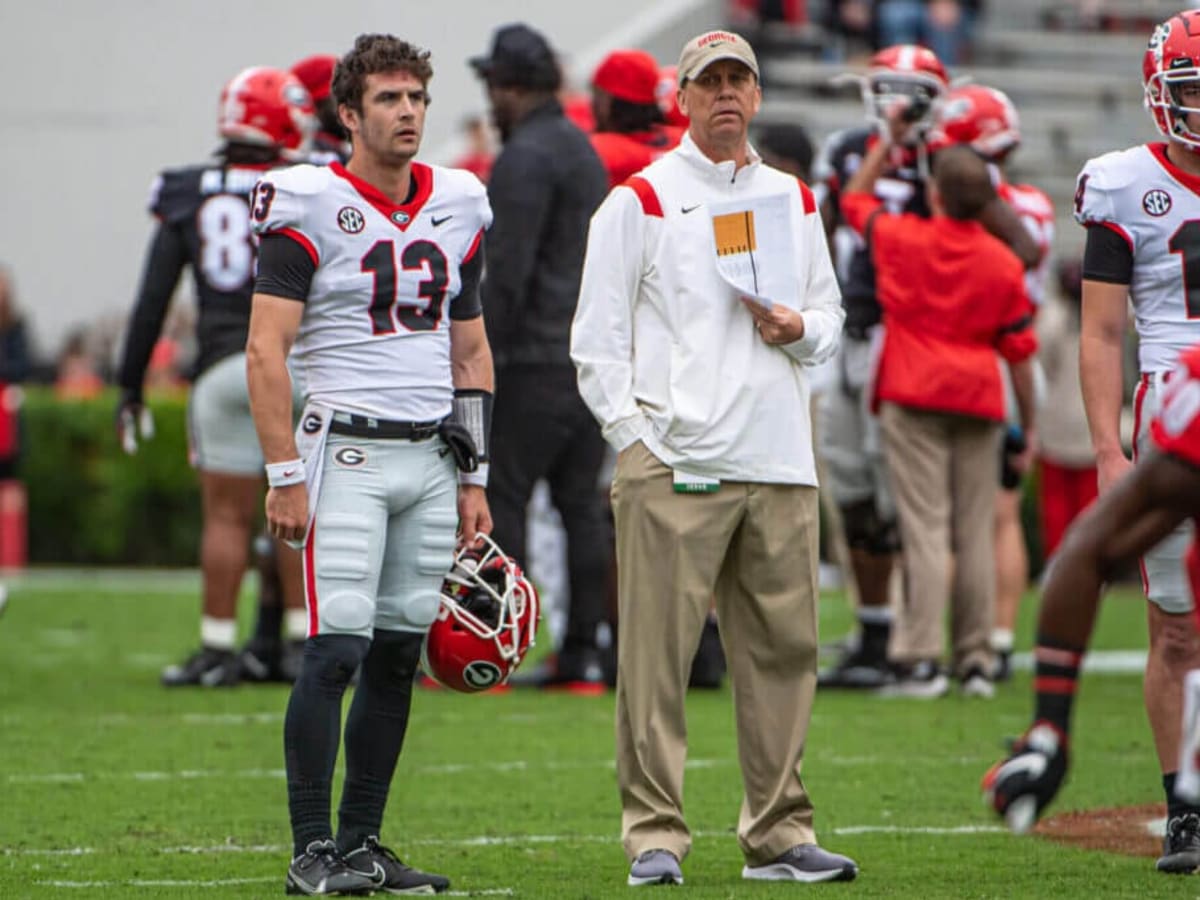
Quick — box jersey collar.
[330,161,433,231]
[1149,142,1200,197]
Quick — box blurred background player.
[290,54,351,163]
[470,24,612,691]
[588,48,683,188]
[929,83,1055,682]
[813,45,950,689]
[116,66,314,686]
[982,341,1200,872]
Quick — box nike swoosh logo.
[370,862,386,886]
[681,205,701,214]
[431,215,453,226]
[282,469,299,478]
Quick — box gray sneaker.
[742,844,858,883]
[285,839,377,895]
[627,849,683,886]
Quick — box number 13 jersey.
[251,161,492,420]
[1075,142,1200,373]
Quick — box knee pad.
[301,634,371,693]
[840,499,901,555]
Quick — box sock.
[991,628,1014,654]
[857,606,892,661]
[336,630,424,854]
[200,616,236,651]
[285,609,309,643]
[1165,772,1200,820]
[1032,634,1084,736]
[285,634,370,857]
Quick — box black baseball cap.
[469,23,561,90]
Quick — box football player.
[984,9,1200,873]
[246,34,493,895]
[290,54,352,164]
[116,66,314,687]
[929,84,1056,682]
[814,46,1038,692]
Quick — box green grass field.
[0,571,1192,899]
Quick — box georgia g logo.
[337,206,365,234]
[463,661,503,689]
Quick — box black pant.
[488,366,611,650]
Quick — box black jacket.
[482,98,608,368]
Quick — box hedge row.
[21,388,201,565]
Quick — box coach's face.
[680,59,760,158]
[344,70,429,164]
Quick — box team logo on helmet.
[463,661,503,689]
[391,211,411,226]
[1143,189,1173,216]
[338,206,365,234]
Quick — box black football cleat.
[982,720,1069,833]
[343,835,450,894]
[286,839,377,895]
[160,646,239,687]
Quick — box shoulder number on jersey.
[361,240,450,335]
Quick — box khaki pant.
[879,403,999,675]
[611,441,820,866]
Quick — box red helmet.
[1144,10,1200,150]
[217,66,315,159]
[656,65,689,128]
[929,84,1020,161]
[421,536,540,693]
[863,44,948,135]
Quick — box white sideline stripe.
[10,752,999,784]
[10,825,1010,858]
[39,878,277,888]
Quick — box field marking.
[37,880,512,896]
[1011,649,1147,674]
[8,823,1012,859]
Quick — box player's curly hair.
[333,34,434,113]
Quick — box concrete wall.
[0,0,721,360]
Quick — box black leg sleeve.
[284,634,370,857]
[336,629,424,853]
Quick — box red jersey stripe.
[268,227,319,266]
[464,228,484,263]
[623,176,663,217]
[797,178,816,215]
[1090,220,1133,253]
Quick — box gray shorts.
[302,432,459,638]
[1134,375,1194,614]
[187,352,261,476]
[817,331,896,519]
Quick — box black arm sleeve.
[1082,223,1134,285]
[450,239,484,320]
[118,222,187,395]
[254,233,316,301]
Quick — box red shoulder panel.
[622,176,663,217]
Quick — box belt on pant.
[329,412,442,441]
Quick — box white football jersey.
[999,180,1054,307]
[252,162,491,420]
[1075,143,1200,372]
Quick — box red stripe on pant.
[1132,378,1150,597]
[304,517,318,638]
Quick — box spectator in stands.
[876,0,983,65]
[821,0,876,60]
[470,23,612,690]
[841,138,1037,700]
[1036,259,1097,561]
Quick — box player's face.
[679,60,761,155]
[1176,81,1200,136]
[346,70,428,164]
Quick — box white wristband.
[265,459,305,488]
[458,462,489,488]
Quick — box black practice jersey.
[814,125,929,331]
[118,161,274,394]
